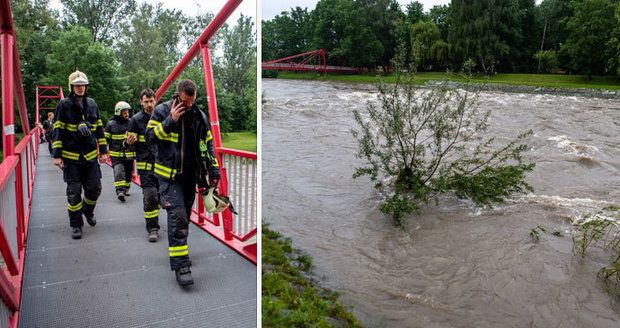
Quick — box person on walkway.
[42,111,54,155]
[51,70,108,239]
[105,101,135,202]
[146,79,220,286]
[126,88,160,242]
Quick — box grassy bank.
[272,71,620,90]
[221,131,256,152]
[262,226,362,328]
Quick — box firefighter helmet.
[68,70,89,90]
[202,187,231,214]
[114,101,131,116]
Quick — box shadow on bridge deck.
[18,148,256,327]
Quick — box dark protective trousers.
[112,158,134,195]
[63,160,102,228]
[158,171,196,271]
[139,170,160,232]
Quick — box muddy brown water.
[262,79,620,327]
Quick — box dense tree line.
[6,0,256,136]
[263,0,620,77]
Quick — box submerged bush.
[572,206,620,288]
[352,51,534,227]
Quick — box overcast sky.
[262,0,450,20]
[262,0,542,20]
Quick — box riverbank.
[270,71,620,97]
[262,226,362,327]
[221,131,257,152]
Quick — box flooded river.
[262,79,620,327]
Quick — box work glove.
[77,122,92,138]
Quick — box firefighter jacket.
[145,99,220,183]
[51,92,107,162]
[127,109,157,172]
[42,119,53,139]
[105,116,135,159]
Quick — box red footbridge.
[0,0,256,327]
[262,49,360,74]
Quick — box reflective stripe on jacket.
[51,93,107,162]
[145,99,220,182]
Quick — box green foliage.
[529,225,563,242]
[606,3,620,75]
[572,206,620,288]
[60,0,136,45]
[216,14,257,132]
[10,0,256,134]
[43,26,128,121]
[351,56,535,227]
[405,1,427,24]
[448,0,520,73]
[534,50,559,73]
[262,7,313,61]
[563,0,616,77]
[262,225,362,327]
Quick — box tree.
[448,0,520,73]
[607,3,620,75]
[405,1,427,24]
[11,0,59,121]
[409,20,441,70]
[352,52,534,226]
[43,26,127,121]
[262,7,313,61]
[217,14,256,131]
[116,3,188,104]
[60,0,136,45]
[429,4,450,41]
[563,0,616,77]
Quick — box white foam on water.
[515,193,615,209]
[548,135,599,156]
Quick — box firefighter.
[51,70,108,239]
[145,79,220,286]
[42,112,54,155]
[105,101,135,201]
[126,88,160,242]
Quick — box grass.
[0,132,26,162]
[262,225,362,328]
[221,131,256,153]
[272,71,620,90]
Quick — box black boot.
[117,192,126,202]
[148,229,158,243]
[72,227,82,239]
[84,213,96,226]
[175,267,194,286]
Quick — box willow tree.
[352,51,535,227]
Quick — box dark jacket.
[51,92,107,162]
[42,119,53,139]
[145,99,220,183]
[127,109,157,171]
[105,116,135,159]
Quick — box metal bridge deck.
[18,148,256,327]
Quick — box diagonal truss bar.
[155,0,242,100]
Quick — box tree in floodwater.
[351,50,535,227]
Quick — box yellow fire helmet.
[114,101,131,116]
[202,187,233,214]
[68,70,89,90]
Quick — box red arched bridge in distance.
[262,49,360,74]
[0,0,256,326]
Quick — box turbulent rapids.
[263,79,620,327]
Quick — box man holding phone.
[145,79,220,286]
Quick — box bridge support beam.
[2,32,14,157]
